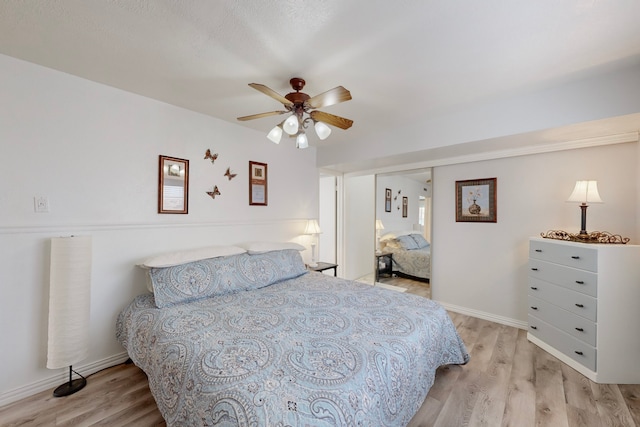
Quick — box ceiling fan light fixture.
[283,115,299,135]
[296,132,309,149]
[266,124,283,144]
[314,121,331,140]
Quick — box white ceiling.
[1,1,640,161]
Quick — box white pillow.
[138,245,247,268]
[238,241,305,255]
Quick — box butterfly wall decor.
[206,185,221,199]
[204,149,218,164]
[224,167,237,180]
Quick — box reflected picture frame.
[456,177,497,222]
[385,188,392,212]
[158,155,189,214]
[249,161,268,206]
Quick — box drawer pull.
[575,303,584,308]
[575,350,584,356]
[530,286,538,290]
[530,326,537,330]
[531,268,538,271]
[575,280,585,284]
[571,256,580,259]
[530,306,538,310]
[575,327,584,332]
[535,249,542,252]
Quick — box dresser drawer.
[528,278,597,321]
[529,259,597,297]
[527,295,596,346]
[528,315,596,371]
[530,239,597,272]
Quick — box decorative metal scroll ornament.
[541,230,630,244]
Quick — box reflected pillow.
[395,235,420,250]
[410,234,430,249]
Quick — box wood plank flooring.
[1,277,638,426]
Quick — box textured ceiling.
[1,0,640,153]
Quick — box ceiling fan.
[237,77,353,148]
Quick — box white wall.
[343,175,375,280]
[0,54,318,404]
[432,142,637,326]
[319,175,337,265]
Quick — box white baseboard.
[0,352,129,408]
[436,301,528,330]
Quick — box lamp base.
[53,377,86,397]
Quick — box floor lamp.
[48,235,92,397]
[304,219,322,267]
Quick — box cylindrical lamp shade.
[47,236,92,369]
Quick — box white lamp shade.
[314,121,332,140]
[375,219,385,231]
[283,115,299,135]
[304,219,322,235]
[47,236,92,369]
[266,125,283,144]
[567,180,603,204]
[296,133,309,149]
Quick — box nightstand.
[307,262,338,276]
[375,253,393,282]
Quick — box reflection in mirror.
[375,168,432,297]
[158,155,189,214]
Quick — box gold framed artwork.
[402,196,408,218]
[249,161,268,206]
[456,178,497,222]
[158,155,189,214]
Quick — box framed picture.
[249,161,268,206]
[402,196,408,217]
[456,178,497,222]
[385,188,392,212]
[158,155,189,214]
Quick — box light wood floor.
[1,278,638,426]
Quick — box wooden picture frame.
[385,188,392,212]
[158,155,189,214]
[249,161,268,206]
[456,178,497,222]
[402,196,408,218]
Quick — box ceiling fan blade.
[248,83,294,107]
[305,86,352,109]
[237,110,288,121]
[310,110,354,130]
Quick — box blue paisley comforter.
[116,272,468,426]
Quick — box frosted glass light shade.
[267,125,283,144]
[296,133,308,149]
[567,180,603,204]
[47,236,92,369]
[375,219,385,231]
[283,115,299,135]
[304,219,322,235]
[314,121,332,140]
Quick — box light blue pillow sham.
[395,234,420,250]
[149,249,307,308]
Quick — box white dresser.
[527,237,640,384]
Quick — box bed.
[380,232,431,282]
[117,244,468,426]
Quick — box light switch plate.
[34,196,50,213]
